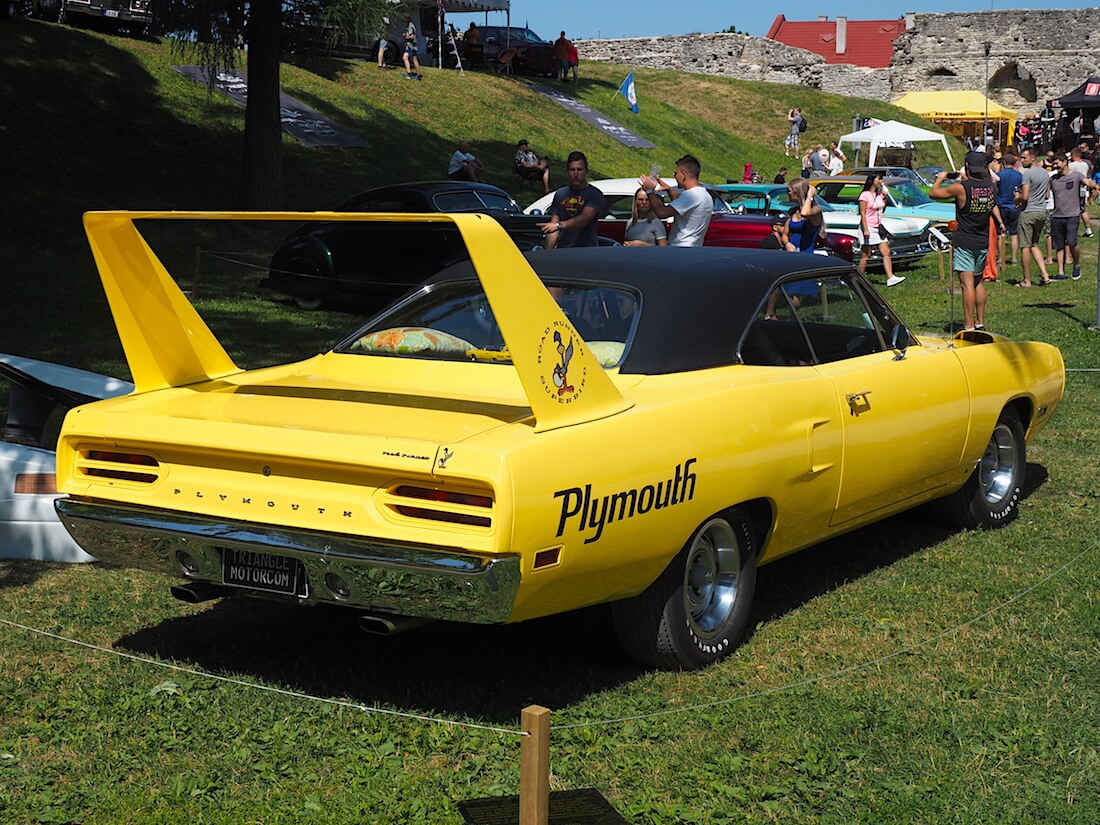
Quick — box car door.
[785,273,970,525]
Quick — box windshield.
[485,27,547,43]
[432,190,521,214]
[336,279,641,368]
[887,181,933,207]
[765,188,839,213]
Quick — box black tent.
[1054,77,1100,109]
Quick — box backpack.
[798,116,808,133]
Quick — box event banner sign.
[174,66,371,148]
[529,85,657,149]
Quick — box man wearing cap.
[758,213,788,250]
[931,152,1002,330]
[1014,148,1053,287]
[514,139,550,194]
[1049,154,1100,280]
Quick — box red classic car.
[525,179,854,260]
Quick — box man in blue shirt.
[995,154,1023,268]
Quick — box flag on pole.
[617,72,639,114]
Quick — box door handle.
[845,391,872,417]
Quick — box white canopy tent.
[838,120,956,170]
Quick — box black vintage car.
[262,181,547,310]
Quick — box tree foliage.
[157,0,388,208]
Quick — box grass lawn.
[1,18,1099,825]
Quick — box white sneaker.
[886,275,905,287]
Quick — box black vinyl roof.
[432,247,855,375]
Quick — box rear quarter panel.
[483,366,846,622]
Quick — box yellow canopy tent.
[894,90,1018,147]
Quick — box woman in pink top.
[858,173,904,287]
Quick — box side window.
[856,277,915,349]
[797,275,884,363]
[740,282,815,367]
[369,194,425,212]
[433,191,486,212]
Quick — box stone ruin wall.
[892,9,1100,112]
[577,8,1100,114]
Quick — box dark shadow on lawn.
[754,462,1048,625]
[0,560,56,590]
[112,462,1050,723]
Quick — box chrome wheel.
[935,407,1025,529]
[979,421,1020,507]
[683,517,742,641]
[612,508,758,670]
[293,295,324,310]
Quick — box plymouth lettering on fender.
[554,458,698,544]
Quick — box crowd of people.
[533,153,714,249]
[443,103,1099,334]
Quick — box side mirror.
[890,323,909,360]
[529,208,543,216]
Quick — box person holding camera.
[785,108,804,156]
[931,153,1004,330]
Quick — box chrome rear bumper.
[55,498,520,623]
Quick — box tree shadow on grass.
[0,560,56,591]
[112,463,1050,723]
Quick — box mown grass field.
[2,18,1099,825]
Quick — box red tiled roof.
[765,14,905,69]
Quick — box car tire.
[285,258,327,310]
[612,508,757,670]
[938,406,1025,529]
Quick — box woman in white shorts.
[857,173,904,287]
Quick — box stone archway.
[989,61,1038,103]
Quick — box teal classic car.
[811,176,958,250]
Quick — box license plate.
[221,548,304,596]
[104,9,119,16]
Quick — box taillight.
[14,473,58,495]
[386,484,494,528]
[393,485,493,509]
[79,449,161,484]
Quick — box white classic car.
[0,354,131,562]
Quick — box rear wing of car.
[82,211,632,433]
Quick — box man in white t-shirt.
[637,154,713,247]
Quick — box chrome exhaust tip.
[358,613,432,636]
[170,582,227,604]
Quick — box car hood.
[821,211,929,236]
[888,202,957,221]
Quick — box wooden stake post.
[520,705,551,825]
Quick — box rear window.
[337,280,640,368]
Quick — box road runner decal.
[537,321,586,404]
[554,458,698,544]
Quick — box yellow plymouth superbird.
[54,211,1064,669]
